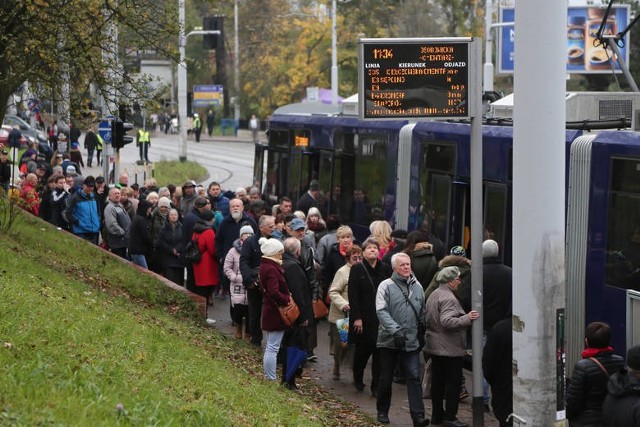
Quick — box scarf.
[581,346,614,358]
[262,255,283,265]
[339,242,352,257]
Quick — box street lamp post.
[331,0,338,105]
[178,0,220,162]
[233,0,240,122]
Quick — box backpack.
[182,237,202,264]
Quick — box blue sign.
[499,5,630,74]
[27,98,41,113]
[98,120,112,144]
[193,84,224,107]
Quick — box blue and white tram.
[255,100,640,365]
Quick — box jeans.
[263,330,285,380]
[86,149,94,166]
[130,254,148,269]
[377,348,425,420]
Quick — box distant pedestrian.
[193,113,202,142]
[84,127,98,167]
[250,114,259,142]
[206,109,215,137]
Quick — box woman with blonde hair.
[328,244,362,380]
[323,225,355,298]
[369,220,394,259]
[306,206,327,245]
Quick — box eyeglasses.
[350,256,363,261]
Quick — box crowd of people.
[4,133,640,427]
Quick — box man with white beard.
[216,198,259,270]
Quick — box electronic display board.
[359,38,478,120]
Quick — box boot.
[234,324,242,339]
[332,362,340,380]
[243,333,251,343]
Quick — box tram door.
[420,142,456,249]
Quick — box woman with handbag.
[259,237,289,381]
[328,244,362,380]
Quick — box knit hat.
[483,240,499,258]
[259,237,284,257]
[628,345,640,370]
[435,266,461,283]
[450,245,466,257]
[239,225,254,237]
[158,197,171,209]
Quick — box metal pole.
[178,0,188,162]
[469,39,484,426]
[605,38,639,92]
[233,0,241,121]
[512,0,567,424]
[331,0,338,105]
[483,0,494,92]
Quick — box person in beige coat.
[328,245,362,380]
[425,266,479,427]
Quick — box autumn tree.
[0,0,179,122]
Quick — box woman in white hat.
[258,237,288,380]
[224,225,254,340]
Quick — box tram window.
[334,133,355,155]
[353,135,387,225]
[266,151,287,199]
[424,143,456,173]
[605,158,640,291]
[268,129,290,149]
[484,184,507,258]
[319,152,333,217]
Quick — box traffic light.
[203,16,223,50]
[111,119,134,149]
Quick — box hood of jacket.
[438,255,471,269]
[607,369,640,397]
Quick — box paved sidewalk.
[206,300,500,427]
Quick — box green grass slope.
[0,211,372,426]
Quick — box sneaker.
[458,386,469,401]
[377,413,390,424]
[306,354,318,362]
[205,318,216,326]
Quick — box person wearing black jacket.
[348,238,392,396]
[567,322,625,426]
[281,237,313,391]
[239,215,276,347]
[602,345,640,427]
[0,149,12,192]
[157,208,185,285]
[567,322,624,427]
[128,200,154,269]
[84,127,98,167]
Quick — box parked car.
[0,124,28,148]
[2,115,48,145]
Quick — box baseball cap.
[290,217,306,231]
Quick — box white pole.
[483,0,494,92]
[512,0,567,425]
[331,0,338,105]
[233,0,240,122]
[178,0,188,162]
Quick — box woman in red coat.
[192,210,219,302]
[259,237,289,380]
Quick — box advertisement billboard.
[499,6,630,74]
